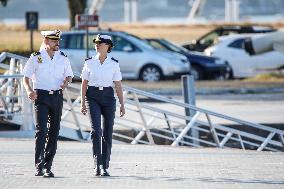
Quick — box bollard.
[182,74,199,145]
[21,78,34,131]
[6,58,16,104]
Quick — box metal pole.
[6,58,16,104]
[21,80,34,131]
[131,0,138,22]
[225,0,231,22]
[182,74,199,145]
[124,0,130,23]
[30,29,34,52]
[232,0,240,22]
[86,27,89,58]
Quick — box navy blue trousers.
[34,89,63,171]
[86,86,116,169]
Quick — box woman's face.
[95,42,109,54]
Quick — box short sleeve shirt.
[22,49,74,91]
[81,54,122,87]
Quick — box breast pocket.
[37,62,49,73]
[36,63,50,80]
[54,63,65,79]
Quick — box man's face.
[45,38,60,51]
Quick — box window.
[84,34,96,49]
[112,36,135,52]
[60,35,67,49]
[228,38,245,49]
[66,34,83,49]
[199,32,219,46]
[148,40,168,50]
[222,31,238,36]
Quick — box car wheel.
[215,75,225,80]
[140,65,162,82]
[191,66,203,80]
[228,70,234,79]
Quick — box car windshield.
[123,34,154,50]
[199,32,219,46]
[159,39,188,53]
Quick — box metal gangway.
[1,52,284,152]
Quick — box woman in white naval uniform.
[80,34,125,176]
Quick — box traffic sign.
[75,14,99,29]
[26,11,38,30]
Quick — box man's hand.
[120,105,125,117]
[80,103,87,115]
[60,80,69,90]
[28,90,37,101]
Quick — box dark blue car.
[145,38,232,80]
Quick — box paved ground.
[195,93,284,125]
[1,139,284,189]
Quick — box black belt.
[35,89,62,95]
[89,86,112,91]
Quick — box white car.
[204,34,284,78]
[60,31,190,82]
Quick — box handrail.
[0,52,28,62]
[123,86,284,135]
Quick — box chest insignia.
[37,56,43,64]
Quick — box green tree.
[1,0,87,28]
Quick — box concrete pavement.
[0,139,284,189]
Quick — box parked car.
[145,38,232,80]
[60,30,190,82]
[182,25,276,52]
[204,34,284,78]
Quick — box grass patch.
[244,73,284,82]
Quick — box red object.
[75,14,99,29]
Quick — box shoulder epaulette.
[31,51,40,57]
[85,57,92,61]
[60,51,67,57]
[111,57,118,63]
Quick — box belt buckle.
[49,90,54,95]
[99,86,103,91]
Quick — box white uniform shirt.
[81,54,122,87]
[22,49,74,91]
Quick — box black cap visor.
[93,38,113,47]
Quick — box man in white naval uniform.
[22,30,73,178]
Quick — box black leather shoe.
[43,170,54,178]
[100,169,110,176]
[94,168,101,176]
[35,169,43,176]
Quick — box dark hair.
[107,45,112,53]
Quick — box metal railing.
[1,52,283,152]
[104,86,283,151]
[0,52,89,140]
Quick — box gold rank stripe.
[47,36,60,39]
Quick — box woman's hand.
[28,90,37,101]
[120,105,125,117]
[80,103,87,115]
